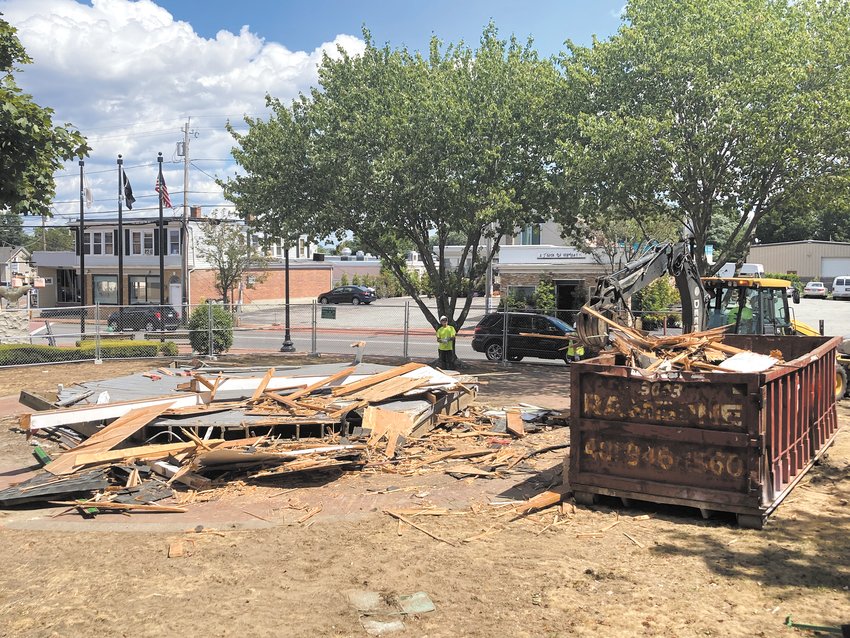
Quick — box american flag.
[156,174,173,208]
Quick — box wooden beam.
[45,404,171,476]
[18,390,55,411]
[250,368,276,401]
[286,366,357,401]
[73,439,224,467]
[332,362,426,397]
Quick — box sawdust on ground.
[0,359,847,637]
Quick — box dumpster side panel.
[569,335,841,523]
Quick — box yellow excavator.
[576,242,849,398]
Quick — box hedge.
[0,340,177,366]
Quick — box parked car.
[107,305,180,331]
[832,276,850,300]
[803,281,828,298]
[317,285,376,305]
[471,312,584,364]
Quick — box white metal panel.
[821,257,850,278]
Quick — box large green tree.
[554,0,850,275]
[0,15,89,217]
[0,210,25,247]
[225,25,559,328]
[755,176,850,244]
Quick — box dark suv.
[107,305,180,331]
[317,285,376,305]
[471,312,583,364]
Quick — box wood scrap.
[332,362,425,397]
[384,510,457,546]
[44,404,171,476]
[506,411,525,438]
[50,501,187,513]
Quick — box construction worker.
[727,293,755,333]
[565,340,585,362]
[436,315,456,370]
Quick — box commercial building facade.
[748,240,850,283]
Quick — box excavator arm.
[576,241,707,349]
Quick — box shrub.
[636,277,681,330]
[532,279,555,314]
[187,303,234,354]
[0,344,83,365]
[79,340,159,358]
[159,341,179,356]
[338,273,349,286]
[0,340,173,366]
[497,293,526,311]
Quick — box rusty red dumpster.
[568,335,841,528]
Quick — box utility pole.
[180,118,192,318]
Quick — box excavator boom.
[576,241,707,349]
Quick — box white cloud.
[0,0,365,223]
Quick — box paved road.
[790,297,850,338]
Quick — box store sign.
[536,249,587,260]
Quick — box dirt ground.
[0,356,848,637]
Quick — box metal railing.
[0,299,684,367]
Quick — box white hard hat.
[439,315,448,321]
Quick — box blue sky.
[0,0,624,225]
[154,0,624,57]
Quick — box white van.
[832,276,850,300]
[716,262,765,278]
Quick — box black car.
[317,285,376,305]
[471,312,583,364]
[107,305,180,331]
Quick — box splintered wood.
[581,305,783,373]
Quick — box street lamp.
[280,240,295,352]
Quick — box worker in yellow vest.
[436,315,456,370]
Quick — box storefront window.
[129,275,161,304]
[93,275,118,304]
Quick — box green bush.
[0,344,83,365]
[187,303,234,354]
[497,293,527,311]
[532,279,555,314]
[159,341,179,356]
[0,340,175,365]
[636,277,681,330]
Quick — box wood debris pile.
[1,362,568,516]
[584,306,783,373]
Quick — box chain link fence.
[1,299,683,367]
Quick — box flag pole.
[117,155,125,330]
[157,152,166,311]
[79,159,86,336]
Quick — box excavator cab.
[703,277,797,336]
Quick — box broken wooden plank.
[286,366,357,401]
[384,510,457,546]
[73,439,224,468]
[44,404,172,476]
[506,411,525,438]
[332,362,426,397]
[49,501,187,513]
[250,367,276,401]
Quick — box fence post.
[207,300,214,357]
[501,308,509,365]
[94,303,102,364]
[403,301,410,360]
[311,300,318,357]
